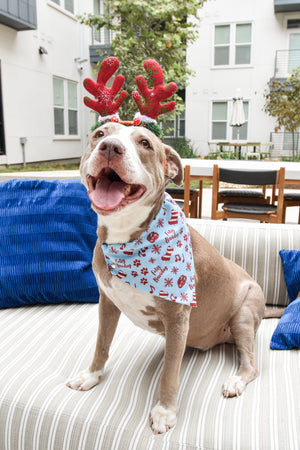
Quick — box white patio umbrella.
[230,88,246,141]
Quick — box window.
[53,77,78,136]
[211,101,248,141]
[288,33,300,73]
[214,23,252,66]
[214,26,230,65]
[50,0,74,14]
[287,19,300,29]
[93,0,111,44]
[163,111,185,138]
[212,102,228,140]
[235,24,252,64]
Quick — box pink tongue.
[89,178,127,210]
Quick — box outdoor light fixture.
[39,46,48,55]
[74,57,88,71]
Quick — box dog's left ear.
[164,145,183,186]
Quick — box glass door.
[288,33,300,73]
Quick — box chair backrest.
[219,167,278,185]
[212,164,286,223]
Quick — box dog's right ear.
[164,145,183,186]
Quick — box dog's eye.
[141,139,151,149]
[95,130,104,139]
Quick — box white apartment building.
[0,0,299,165]
[186,0,300,156]
[0,0,97,166]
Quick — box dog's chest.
[98,274,162,334]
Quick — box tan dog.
[67,122,266,434]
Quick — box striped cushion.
[189,219,300,306]
[0,303,299,449]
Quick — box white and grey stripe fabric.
[1,220,299,449]
[1,305,300,450]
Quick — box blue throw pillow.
[0,179,99,308]
[279,249,300,302]
[270,296,300,350]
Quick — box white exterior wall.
[0,0,96,165]
[186,0,300,155]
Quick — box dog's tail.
[263,307,286,319]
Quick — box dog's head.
[80,122,183,220]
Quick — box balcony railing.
[270,131,300,159]
[89,26,113,63]
[274,49,300,78]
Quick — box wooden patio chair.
[211,165,285,223]
[166,185,198,218]
[283,191,300,224]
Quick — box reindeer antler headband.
[83,57,177,139]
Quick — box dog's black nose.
[99,138,125,160]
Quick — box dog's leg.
[66,293,121,391]
[150,305,190,434]
[223,284,264,397]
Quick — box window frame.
[53,76,78,138]
[92,0,111,44]
[162,111,186,139]
[213,22,252,68]
[211,101,228,141]
[211,100,249,142]
[48,0,75,17]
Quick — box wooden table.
[216,142,261,159]
[181,159,300,218]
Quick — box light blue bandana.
[102,193,197,307]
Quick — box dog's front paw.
[150,403,177,434]
[66,369,103,391]
[223,375,246,398]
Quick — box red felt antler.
[132,60,177,120]
[83,57,128,117]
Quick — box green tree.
[264,68,300,161]
[80,0,206,123]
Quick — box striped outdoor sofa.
[0,219,299,450]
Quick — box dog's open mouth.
[87,168,146,213]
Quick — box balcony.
[270,131,300,160]
[89,26,113,63]
[89,45,113,63]
[272,49,300,78]
[274,0,300,12]
[0,0,37,31]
